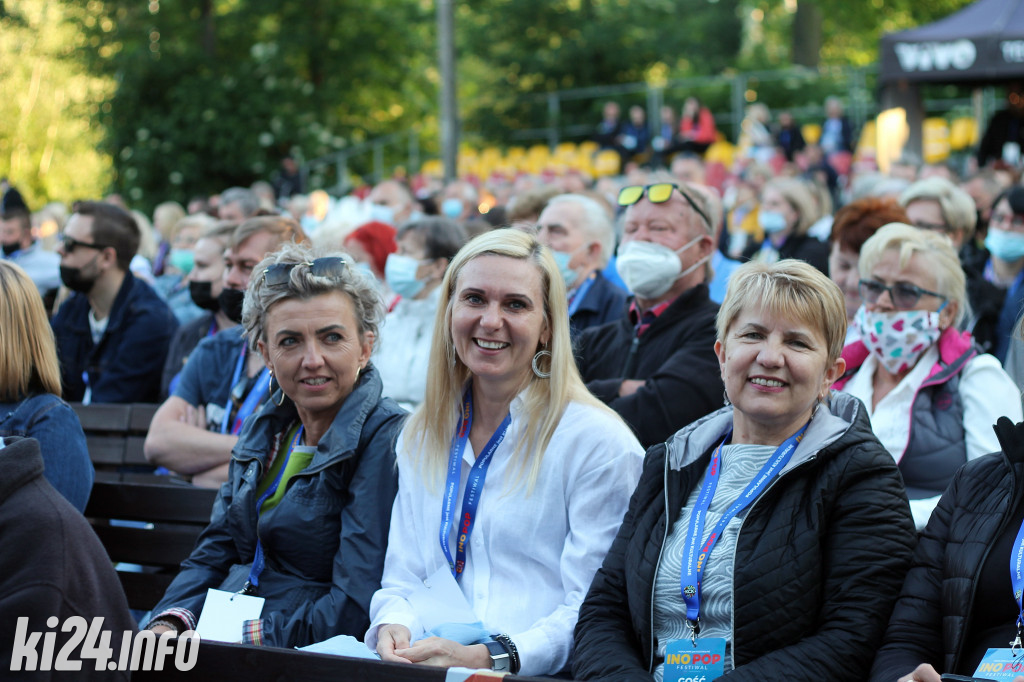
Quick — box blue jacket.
[570,271,628,341]
[150,364,406,648]
[51,271,178,403]
[0,394,93,512]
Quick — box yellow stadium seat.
[704,141,736,168]
[578,140,599,156]
[922,117,951,163]
[801,123,822,145]
[949,117,979,151]
[592,149,621,177]
[420,159,443,177]
[554,142,577,159]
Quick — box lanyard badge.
[439,386,511,581]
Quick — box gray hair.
[242,242,385,353]
[544,194,616,267]
[220,187,260,218]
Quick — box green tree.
[0,0,112,209]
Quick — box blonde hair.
[717,259,848,365]
[404,228,623,493]
[858,222,968,326]
[0,261,62,400]
[763,177,818,236]
[898,176,978,241]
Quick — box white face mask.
[615,236,707,299]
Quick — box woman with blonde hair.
[0,261,92,511]
[368,228,643,676]
[745,176,830,274]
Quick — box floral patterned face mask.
[856,306,943,375]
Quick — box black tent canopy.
[881,0,1024,85]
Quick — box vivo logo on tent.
[1002,41,1024,63]
[894,40,977,72]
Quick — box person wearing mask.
[573,260,916,682]
[146,243,405,648]
[375,217,468,410]
[575,182,723,449]
[367,179,418,227]
[160,221,237,398]
[0,197,61,298]
[51,201,178,404]
[745,177,830,275]
[343,221,400,310]
[980,186,1024,362]
[835,223,1021,529]
[145,216,306,488]
[536,194,627,339]
[367,229,643,676]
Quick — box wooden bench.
[84,478,218,611]
[72,402,160,478]
[133,641,566,681]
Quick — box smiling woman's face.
[716,304,843,444]
[450,254,549,390]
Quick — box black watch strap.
[492,633,521,674]
[484,639,511,672]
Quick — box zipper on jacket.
[727,456,815,671]
[648,450,673,673]
[623,336,641,379]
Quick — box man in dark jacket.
[0,436,136,679]
[575,182,723,448]
[537,194,627,340]
[51,201,177,403]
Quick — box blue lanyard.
[1010,515,1024,651]
[567,274,596,318]
[439,387,512,581]
[220,344,272,435]
[680,422,809,636]
[244,424,304,593]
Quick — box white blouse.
[366,396,644,676]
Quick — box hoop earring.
[269,370,285,407]
[355,365,362,383]
[532,349,552,379]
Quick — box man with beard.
[51,201,177,403]
[144,216,305,487]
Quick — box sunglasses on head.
[60,235,111,253]
[262,257,348,287]
[617,183,711,229]
[858,279,948,311]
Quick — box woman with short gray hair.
[147,242,406,648]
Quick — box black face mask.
[189,280,220,312]
[1,241,20,256]
[218,287,245,323]
[59,265,98,294]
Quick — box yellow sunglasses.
[617,183,711,229]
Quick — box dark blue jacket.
[51,271,178,403]
[150,364,406,648]
[0,394,93,512]
[570,271,628,341]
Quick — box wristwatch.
[484,639,511,672]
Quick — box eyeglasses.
[60,235,111,253]
[617,183,711,230]
[262,256,348,287]
[858,279,948,311]
[912,220,954,234]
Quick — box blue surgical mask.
[552,250,578,290]
[368,203,395,226]
[985,227,1024,263]
[167,248,194,274]
[385,253,427,299]
[441,198,464,219]
[758,210,789,234]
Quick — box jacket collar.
[664,392,864,475]
[65,270,138,336]
[233,363,387,473]
[0,436,45,504]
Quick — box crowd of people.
[5,89,1024,681]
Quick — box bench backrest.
[84,479,217,611]
[72,402,159,476]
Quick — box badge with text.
[974,648,1024,681]
[195,589,265,643]
[664,637,726,682]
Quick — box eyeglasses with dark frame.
[858,278,948,311]
[617,183,711,231]
[262,257,348,287]
[60,235,111,253]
